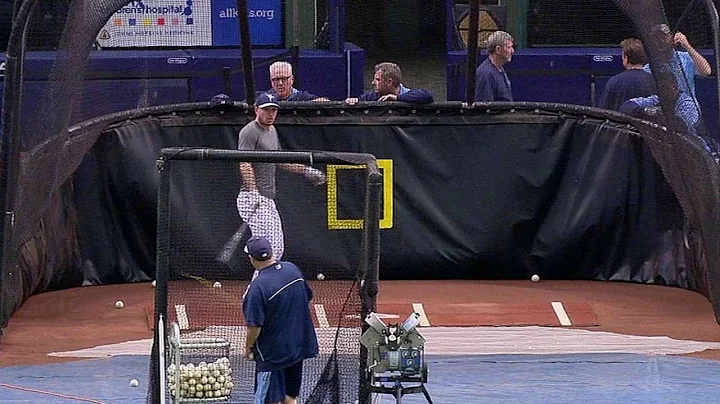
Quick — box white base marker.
[412,303,431,327]
[315,304,330,328]
[551,301,572,326]
[174,304,189,330]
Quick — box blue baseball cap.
[255,93,281,109]
[244,236,273,260]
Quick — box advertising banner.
[96,0,283,48]
[212,0,283,46]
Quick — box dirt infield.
[1,280,720,367]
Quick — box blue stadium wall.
[1,48,717,138]
[0,47,365,125]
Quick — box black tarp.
[71,108,691,287]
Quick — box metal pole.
[466,0,480,103]
[292,0,301,86]
[358,169,382,404]
[152,157,171,403]
[237,0,256,104]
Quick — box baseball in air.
[213,282,222,289]
[130,379,139,387]
[151,280,156,288]
[531,274,540,282]
[115,300,125,309]
[316,273,325,281]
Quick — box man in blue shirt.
[344,62,434,104]
[642,29,711,101]
[242,236,319,404]
[474,31,515,102]
[265,61,329,102]
[600,38,656,111]
[622,27,710,119]
[619,27,716,157]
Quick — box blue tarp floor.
[3,351,720,403]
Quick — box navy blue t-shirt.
[243,261,319,371]
[357,84,434,103]
[475,57,513,102]
[601,69,656,111]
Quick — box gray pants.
[236,190,285,261]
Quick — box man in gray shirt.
[236,93,325,264]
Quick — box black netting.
[528,0,716,47]
[612,0,720,318]
[147,149,380,404]
[304,350,341,404]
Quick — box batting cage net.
[148,148,382,404]
[614,0,720,318]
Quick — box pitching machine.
[360,312,434,403]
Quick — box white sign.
[96,0,284,48]
[96,0,213,48]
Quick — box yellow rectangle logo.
[326,159,393,230]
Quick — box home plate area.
[376,301,598,327]
[150,279,598,330]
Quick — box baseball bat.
[216,201,260,263]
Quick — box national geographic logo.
[326,159,393,230]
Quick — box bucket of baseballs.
[167,357,234,399]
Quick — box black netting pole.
[466,0,480,103]
[614,0,720,324]
[149,157,172,403]
[0,0,38,335]
[237,0,256,104]
[358,168,382,404]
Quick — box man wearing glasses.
[266,61,330,102]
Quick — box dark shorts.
[254,360,303,404]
